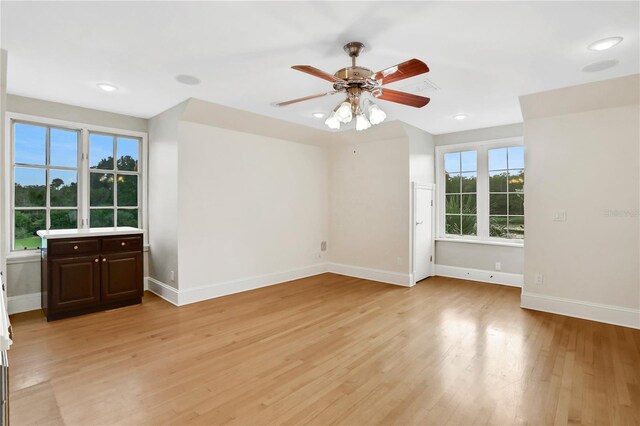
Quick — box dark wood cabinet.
[41,233,143,321]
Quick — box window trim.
[3,112,148,257]
[435,136,524,245]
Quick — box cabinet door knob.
[74,245,78,250]
[121,242,126,246]
[102,258,106,262]
[94,258,99,263]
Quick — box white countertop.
[36,227,143,239]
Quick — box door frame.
[410,182,435,286]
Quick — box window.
[444,151,477,236]
[89,133,140,228]
[13,122,79,250]
[437,138,524,243]
[7,115,146,253]
[488,146,524,239]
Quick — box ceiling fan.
[275,41,431,131]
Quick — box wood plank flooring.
[9,273,640,425]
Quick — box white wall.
[0,50,7,285]
[520,75,640,328]
[433,124,525,277]
[147,102,185,289]
[176,122,329,289]
[329,134,410,275]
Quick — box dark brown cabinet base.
[41,234,143,321]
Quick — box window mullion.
[477,147,489,239]
[81,129,89,228]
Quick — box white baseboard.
[327,263,413,287]
[146,263,329,306]
[521,292,640,330]
[8,293,41,315]
[145,277,179,306]
[434,264,523,287]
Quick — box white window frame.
[3,112,148,259]
[435,136,524,246]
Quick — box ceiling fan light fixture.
[368,103,386,125]
[335,101,353,123]
[324,112,341,130]
[356,113,372,131]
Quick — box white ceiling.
[1,1,638,134]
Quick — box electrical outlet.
[495,262,501,271]
[534,273,544,286]
[395,257,403,265]
[170,270,175,282]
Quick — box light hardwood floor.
[9,273,640,425]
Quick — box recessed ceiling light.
[582,59,619,73]
[175,74,201,85]
[96,83,118,92]
[587,36,623,51]
[453,114,467,120]
[312,112,326,119]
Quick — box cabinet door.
[50,255,101,311]
[101,252,143,302]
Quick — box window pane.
[490,194,508,215]
[444,152,460,173]
[50,128,78,168]
[488,147,508,171]
[445,173,461,193]
[15,167,46,207]
[14,210,45,250]
[508,216,525,239]
[461,172,476,192]
[117,137,139,171]
[117,209,138,227]
[90,209,114,227]
[445,215,461,235]
[461,215,477,236]
[90,133,114,170]
[461,194,476,214]
[489,171,508,192]
[117,175,138,206]
[90,172,114,206]
[460,151,477,172]
[508,146,524,169]
[445,194,461,214]
[50,209,78,230]
[489,216,508,238]
[50,170,77,207]
[509,193,524,215]
[14,123,46,165]
[508,169,524,192]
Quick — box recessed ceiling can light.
[96,83,118,92]
[312,112,326,119]
[582,59,619,73]
[587,36,623,51]
[453,114,467,120]
[175,74,201,85]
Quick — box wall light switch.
[534,273,544,286]
[553,211,567,222]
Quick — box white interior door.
[413,185,434,282]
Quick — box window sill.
[435,238,524,248]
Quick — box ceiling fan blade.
[373,59,429,86]
[292,65,344,83]
[274,90,340,107]
[374,88,430,108]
